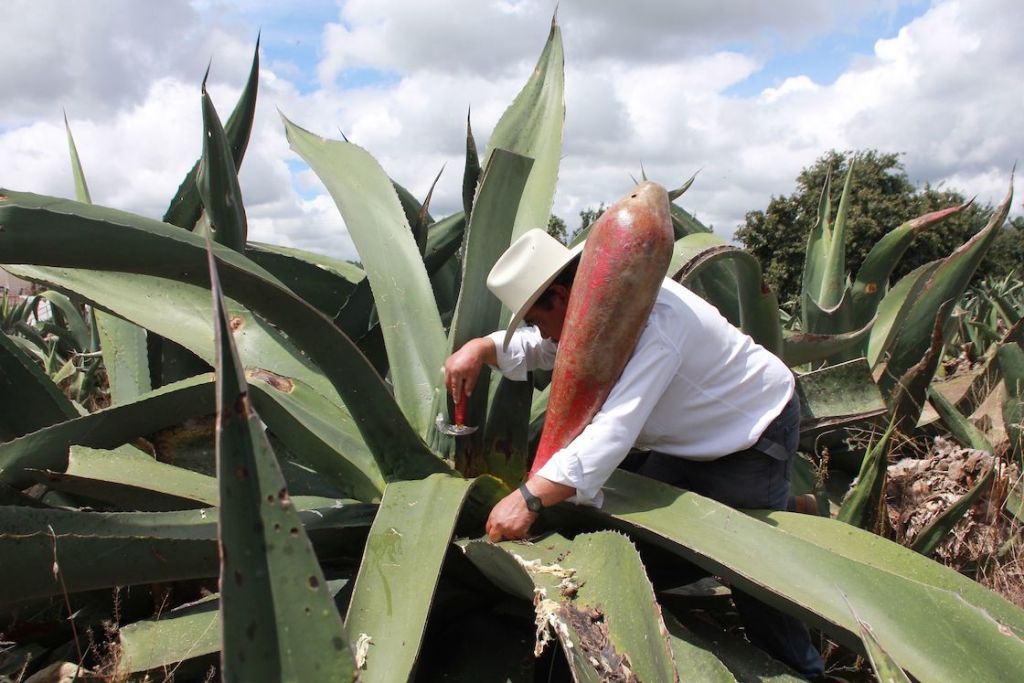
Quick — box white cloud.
[0,0,1019,266]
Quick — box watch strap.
[519,483,543,512]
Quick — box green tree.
[736,150,993,307]
[546,213,568,244]
[579,203,606,234]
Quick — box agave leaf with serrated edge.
[344,474,475,683]
[583,469,1024,683]
[164,38,259,230]
[879,177,1013,395]
[283,117,446,437]
[208,240,355,682]
[462,531,678,683]
[196,76,247,253]
[0,190,445,480]
[0,332,77,441]
[484,14,564,241]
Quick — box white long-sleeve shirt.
[486,278,794,507]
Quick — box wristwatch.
[519,484,544,513]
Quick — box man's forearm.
[523,475,576,507]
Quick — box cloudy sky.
[1,0,1020,261]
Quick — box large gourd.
[531,181,674,475]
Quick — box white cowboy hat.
[486,229,584,350]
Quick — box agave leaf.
[392,180,433,256]
[867,261,942,368]
[437,149,533,468]
[248,373,385,501]
[850,203,969,329]
[283,117,446,436]
[801,170,834,318]
[0,191,444,479]
[65,114,153,404]
[463,109,481,217]
[463,531,678,683]
[195,77,248,253]
[843,595,912,683]
[588,470,1024,683]
[781,317,874,368]
[480,376,534,486]
[344,473,474,682]
[164,38,259,230]
[817,161,854,310]
[0,374,215,488]
[0,503,372,606]
[667,170,699,202]
[31,444,218,510]
[118,594,221,674]
[910,464,995,556]
[954,316,1024,416]
[880,177,1013,395]
[4,266,337,404]
[672,241,781,355]
[836,420,895,531]
[999,341,1024,460]
[927,388,994,453]
[245,242,364,314]
[665,611,802,682]
[888,299,956,431]
[0,332,77,441]
[667,219,740,327]
[209,243,356,682]
[485,15,564,240]
[35,289,89,350]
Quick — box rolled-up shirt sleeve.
[486,327,557,381]
[535,325,682,507]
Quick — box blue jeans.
[637,394,825,678]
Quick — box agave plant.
[2,17,1023,683]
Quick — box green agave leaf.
[5,265,339,412]
[0,374,215,488]
[35,289,89,351]
[32,444,218,511]
[910,464,995,556]
[843,595,912,683]
[437,149,533,469]
[463,531,678,683]
[283,117,446,436]
[589,470,1024,683]
[245,241,364,320]
[672,240,781,355]
[888,299,955,431]
[344,473,474,682]
[880,178,1013,395]
[836,420,894,531]
[781,317,874,368]
[463,109,481,218]
[927,388,994,453]
[118,594,221,674]
[954,316,1024,416]
[867,261,942,368]
[392,179,433,256]
[665,611,802,682]
[164,38,259,230]
[0,191,444,480]
[0,332,77,441]
[999,341,1024,460]
[801,170,834,319]
[850,203,969,329]
[248,372,385,501]
[480,376,533,487]
[485,15,564,241]
[0,503,372,606]
[210,246,355,683]
[818,161,854,310]
[667,221,741,328]
[64,122,153,404]
[196,76,248,252]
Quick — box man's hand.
[444,337,496,403]
[485,489,537,542]
[485,476,577,542]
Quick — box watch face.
[526,497,543,513]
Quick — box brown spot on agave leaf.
[865,282,878,294]
[559,604,637,682]
[229,315,245,332]
[246,368,296,393]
